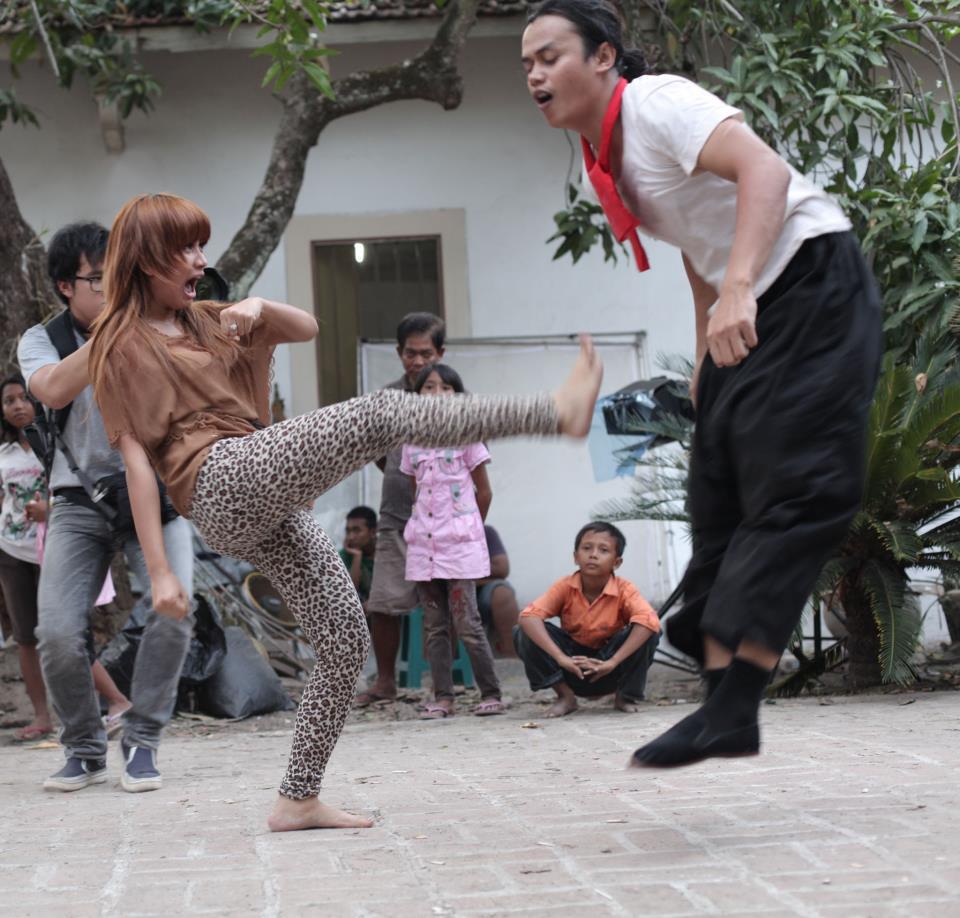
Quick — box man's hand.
[220,298,263,338]
[557,655,586,680]
[573,656,615,682]
[151,570,190,620]
[706,283,758,368]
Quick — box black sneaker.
[43,757,107,792]
[121,741,162,793]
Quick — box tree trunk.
[0,157,59,373]
[217,0,481,297]
[841,578,882,689]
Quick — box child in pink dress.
[402,364,505,718]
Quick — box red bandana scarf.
[581,78,650,272]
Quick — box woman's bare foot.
[267,795,374,832]
[614,693,641,713]
[554,335,603,438]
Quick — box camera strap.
[51,428,117,523]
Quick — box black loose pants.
[666,232,882,663]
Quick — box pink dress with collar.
[401,442,491,582]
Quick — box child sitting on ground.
[513,522,659,717]
[402,363,505,719]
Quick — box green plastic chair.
[398,606,475,689]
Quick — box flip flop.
[420,703,454,720]
[473,699,506,717]
[353,691,396,709]
[103,708,131,739]
[13,725,53,743]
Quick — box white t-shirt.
[585,75,852,298]
[0,441,44,564]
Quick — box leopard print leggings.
[190,387,558,799]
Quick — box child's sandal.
[473,699,506,717]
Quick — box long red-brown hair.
[90,193,238,405]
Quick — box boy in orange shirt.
[514,522,659,717]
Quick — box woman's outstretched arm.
[117,434,190,620]
[219,297,318,345]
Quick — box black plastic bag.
[99,593,227,704]
[197,626,295,719]
[98,626,142,699]
[178,594,227,686]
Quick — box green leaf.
[861,560,921,685]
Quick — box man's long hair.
[89,193,238,404]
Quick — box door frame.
[284,209,470,417]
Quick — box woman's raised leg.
[190,337,602,546]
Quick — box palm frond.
[894,382,960,491]
[812,555,853,597]
[860,560,921,685]
[882,520,924,564]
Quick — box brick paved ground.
[1,691,959,917]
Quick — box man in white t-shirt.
[18,222,195,794]
[522,0,881,767]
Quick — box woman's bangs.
[159,195,211,253]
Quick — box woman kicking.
[89,192,602,830]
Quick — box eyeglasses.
[73,274,104,294]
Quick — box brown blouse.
[97,324,274,517]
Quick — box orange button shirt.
[520,573,660,650]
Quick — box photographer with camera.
[17,222,194,794]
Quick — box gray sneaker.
[121,741,162,793]
[44,757,107,792]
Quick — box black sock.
[631,658,769,768]
[703,667,728,700]
[709,659,770,725]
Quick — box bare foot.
[614,693,641,713]
[553,335,603,438]
[267,795,374,832]
[546,696,578,718]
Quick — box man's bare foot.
[614,693,641,713]
[267,795,374,832]
[554,335,603,438]
[547,683,578,717]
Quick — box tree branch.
[216,0,482,296]
[888,15,960,31]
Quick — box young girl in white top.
[522,0,881,767]
[0,375,132,742]
[0,374,52,740]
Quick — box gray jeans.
[36,500,194,760]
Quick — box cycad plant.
[599,329,960,689]
[818,323,960,688]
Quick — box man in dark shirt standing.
[355,313,445,706]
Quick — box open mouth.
[533,90,553,109]
[183,275,202,299]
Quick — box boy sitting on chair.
[513,522,659,717]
